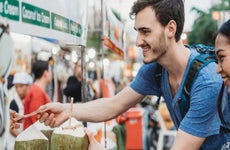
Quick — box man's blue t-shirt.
[130,50,230,149]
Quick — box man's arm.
[38,86,145,127]
[171,129,205,150]
[74,86,145,122]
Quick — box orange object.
[125,108,145,150]
[116,113,127,124]
[99,79,115,98]
[94,128,103,143]
[106,120,112,126]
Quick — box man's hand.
[37,102,69,128]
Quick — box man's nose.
[136,33,144,47]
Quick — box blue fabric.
[219,89,230,149]
[130,49,229,149]
[221,88,230,128]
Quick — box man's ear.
[166,20,176,39]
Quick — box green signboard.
[70,20,82,37]
[0,0,85,39]
[0,0,19,21]
[51,13,69,33]
[21,2,50,28]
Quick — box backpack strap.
[180,54,217,118]
[154,46,217,118]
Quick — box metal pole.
[101,0,107,148]
[80,45,87,127]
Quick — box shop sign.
[0,0,19,21]
[51,13,69,33]
[21,2,50,28]
[102,1,124,58]
[0,0,88,45]
[70,20,82,37]
[103,35,124,58]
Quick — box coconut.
[51,117,89,150]
[14,125,49,150]
[34,121,54,150]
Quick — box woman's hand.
[84,128,106,150]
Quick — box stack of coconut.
[14,118,89,150]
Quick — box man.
[10,72,33,115]
[38,0,228,149]
[9,72,32,149]
[24,60,52,129]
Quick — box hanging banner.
[103,1,125,58]
[0,0,88,46]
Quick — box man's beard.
[143,43,167,64]
[142,30,167,64]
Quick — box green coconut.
[34,121,54,150]
[14,124,49,150]
[51,117,89,150]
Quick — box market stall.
[0,0,89,149]
[0,0,89,100]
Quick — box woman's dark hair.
[217,19,230,42]
[217,19,230,126]
[129,0,184,42]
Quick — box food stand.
[0,0,88,149]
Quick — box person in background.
[37,0,229,149]
[215,19,230,149]
[10,72,33,116]
[9,110,23,147]
[64,59,98,103]
[8,71,33,149]
[46,57,55,100]
[23,60,52,129]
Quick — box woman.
[63,59,82,103]
[215,19,230,149]
[64,59,98,103]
